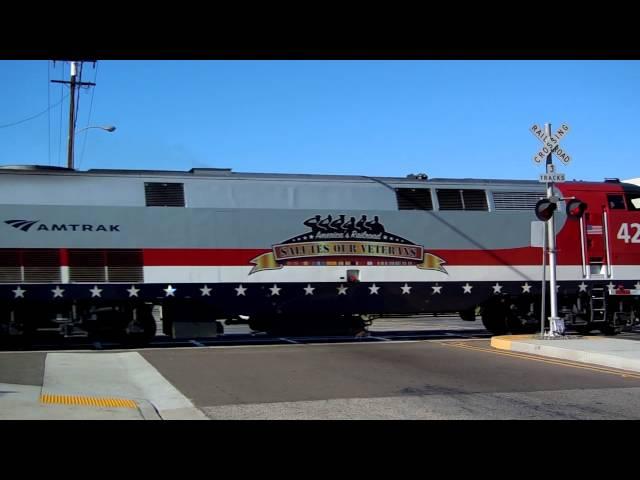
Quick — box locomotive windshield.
[608,194,626,209]
[627,193,640,210]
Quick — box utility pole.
[51,61,96,169]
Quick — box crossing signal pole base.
[544,316,566,337]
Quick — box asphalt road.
[3,315,640,419]
[141,336,640,419]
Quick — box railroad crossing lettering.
[533,145,553,164]
[553,148,571,164]
[530,123,571,164]
[530,124,557,150]
[539,173,565,183]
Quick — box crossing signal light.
[566,199,587,220]
[534,198,557,221]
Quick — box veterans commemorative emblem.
[249,214,447,274]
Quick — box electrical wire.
[78,62,98,170]
[0,91,69,129]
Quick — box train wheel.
[601,324,621,336]
[481,312,508,335]
[0,307,12,345]
[480,301,525,335]
[575,325,592,335]
[459,308,476,322]
[0,307,36,347]
[248,316,269,333]
[480,300,508,335]
[122,306,157,345]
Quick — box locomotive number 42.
[617,223,640,244]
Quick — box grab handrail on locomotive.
[0,164,639,343]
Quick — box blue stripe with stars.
[2,281,639,314]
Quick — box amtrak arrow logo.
[4,219,120,232]
[5,219,40,231]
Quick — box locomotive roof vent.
[0,164,74,171]
[406,173,428,180]
[604,177,620,183]
[189,168,233,176]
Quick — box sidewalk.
[491,334,640,373]
[0,351,208,420]
[0,382,158,419]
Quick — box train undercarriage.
[0,301,368,346]
[1,286,639,345]
[475,288,640,336]
[0,296,376,345]
[0,301,159,345]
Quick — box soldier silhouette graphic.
[303,215,323,236]
[317,215,333,233]
[342,216,356,237]
[330,214,346,234]
[355,215,368,233]
[365,216,385,234]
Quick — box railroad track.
[0,328,493,351]
[5,324,639,352]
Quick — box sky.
[1,60,639,182]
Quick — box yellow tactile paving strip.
[40,393,137,409]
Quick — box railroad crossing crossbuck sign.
[530,123,571,164]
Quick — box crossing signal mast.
[530,122,587,336]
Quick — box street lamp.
[76,125,116,134]
[69,125,116,169]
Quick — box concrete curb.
[490,334,539,350]
[491,335,640,373]
[135,399,163,420]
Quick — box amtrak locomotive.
[1,164,639,342]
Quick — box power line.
[0,91,69,129]
[78,62,99,170]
